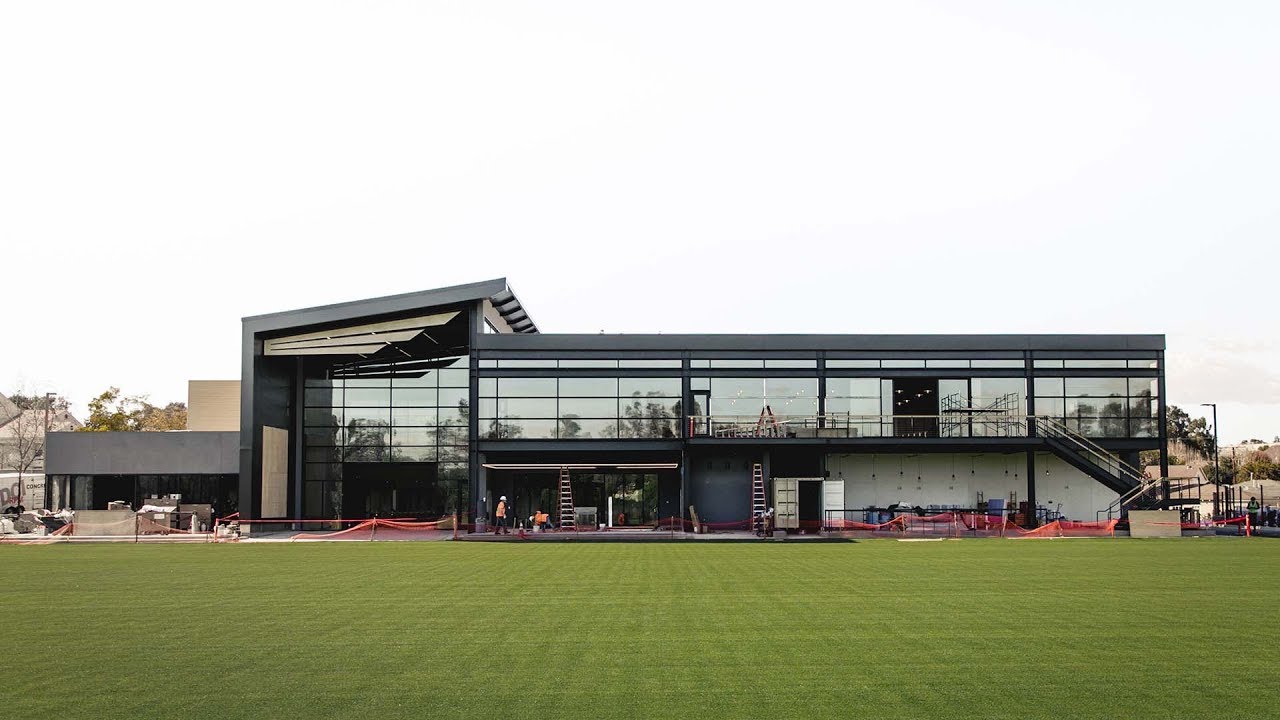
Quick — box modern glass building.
[231,278,1168,528]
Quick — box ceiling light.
[616,463,679,470]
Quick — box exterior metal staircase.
[1100,477,1210,519]
[1034,416,1152,497]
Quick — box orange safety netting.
[288,518,449,541]
[1004,519,1118,538]
[1150,515,1255,534]
[55,514,196,537]
[826,513,1119,539]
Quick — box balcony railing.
[686,414,1031,439]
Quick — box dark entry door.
[343,462,439,519]
[658,474,681,521]
[799,480,821,530]
[91,475,136,510]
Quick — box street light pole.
[1201,403,1219,518]
[42,392,55,510]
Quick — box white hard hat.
[500,495,507,501]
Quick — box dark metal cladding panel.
[242,278,537,334]
[474,334,1166,352]
[45,431,240,475]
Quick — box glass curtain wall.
[57,474,238,513]
[1034,377,1159,437]
[571,473,660,526]
[823,378,885,437]
[301,356,470,519]
[501,472,662,527]
[823,377,1026,437]
[478,377,680,439]
[707,378,819,422]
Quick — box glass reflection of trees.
[301,357,471,519]
[1033,377,1158,438]
[478,378,680,440]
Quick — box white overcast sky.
[2,1,1277,441]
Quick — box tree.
[79,388,187,432]
[140,402,187,431]
[1139,450,1185,467]
[1098,399,1126,438]
[345,418,390,461]
[1,408,44,498]
[6,393,35,410]
[1,390,76,504]
[619,392,676,439]
[4,393,69,413]
[1238,451,1280,482]
[1203,454,1238,485]
[558,414,583,439]
[1165,405,1215,459]
[79,388,145,432]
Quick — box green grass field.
[3,538,1276,719]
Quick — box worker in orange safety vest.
[493,495,509,535]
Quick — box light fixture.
[616,463,680,470]
[481,463,599,470]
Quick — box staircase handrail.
[1033,416,1147,484]
[1099,474,1166,520]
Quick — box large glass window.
[826,357,1024,368]
[826,359,880,368]
[1034,376,1159,437]
[708,378,818,419]
[478,376,681,439]
[1034,357,1158,369]
[486,357,681,368]
[824,377,882,437]
[302,356,472,517]
[969,378,1026,410]
[824,379,881,411]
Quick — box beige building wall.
[187,380,240,431]
[261,426,289,518]
[1128,510,1181,538]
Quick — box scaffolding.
[940,392,1022,437]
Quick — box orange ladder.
[751,462,767,531]
[558,466,576,531]
[755,405,782,437]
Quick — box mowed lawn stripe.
[1,538,1273,719]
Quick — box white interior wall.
[1035,453,1121,521]
[825,453,1118,521]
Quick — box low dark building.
[44,430,238,515]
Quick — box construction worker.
[494,495,509,535]
[533,508,550,531]
[1247,497,1260,531]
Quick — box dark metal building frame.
[239,278,1167,524]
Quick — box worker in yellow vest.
[494,495,509,535]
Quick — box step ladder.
[755,406,782,437]
[751,463,767,531]
[558,466,576,531]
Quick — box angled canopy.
[264,311,460,356]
